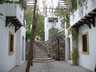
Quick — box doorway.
[67,37,70,60]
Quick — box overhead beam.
[6,16,22,32]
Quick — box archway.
[22,36,24,61]
[67,37,70,60]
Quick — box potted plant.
[71,48,79,65]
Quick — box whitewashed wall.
[0,2,25,72]
[70,0,96,26]
[0,20,16,72]
[78,18,96,71]
[16,26,26,65]
[65,0,96,71]
[0,4,16,72]
[65,28,72,64]
[44,17,63,41]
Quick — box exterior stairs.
[33,41,55,63]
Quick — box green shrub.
[71,48,79,65]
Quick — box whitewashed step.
[33,59,55,63]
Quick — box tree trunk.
[25,0,37,72]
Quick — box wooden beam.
[84,16,95,27]
[93,8,96,12]
[78,21,86,24]
[86,21,91,28]
[6,16,22,32]
[88,13,96,17]
[91,17,95,27]
[85,15,93,18]
[76,23,83,26]
[15,25,22,32]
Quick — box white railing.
[70,0,96,26]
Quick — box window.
[8,31,14,55]
[82,32,89,54]
[48,17,58,22]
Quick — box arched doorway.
[22,36,24,61]
[67,37,70,60]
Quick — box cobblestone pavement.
[9,61,92,72]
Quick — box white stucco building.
[65,0,96,71]
[44,16,63,41]
[0,0,26,72]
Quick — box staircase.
[33,41,55,63]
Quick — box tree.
[25,0,37,72]
[55,7,70,29]
[24,6,45,40]
[24,6,33,40]
[26,30,31,40]
[35,12,44,40]
[24,6,33,30]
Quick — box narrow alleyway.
[9,61,92,72]
[21,40,92,72]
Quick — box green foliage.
[26,30,31,40]
[71,48,78,59]
[49,28,58,37]
[60,18,65,28]
[7,23,14,28]
[35,12,44,38]
[24,6,45,39]
[68,28,78,40]
[24,6,33,27]
[55,8,70,28]
[66,22,70,29]
[55,8,65,18]
[71,0,77,13]
[0,13,3,20]
[64,0,68,5]
[71,48,78,65]
[0,13,3,16]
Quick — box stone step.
[33,59,55,63]
[35,56,48,58]
[34,57,53,60]
[33,41,55,63]
[35,54,48,56]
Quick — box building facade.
[65,0,96,71]
[44,16,63,41]
[0,0,26,72]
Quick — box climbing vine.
[71,0,77,13]
[68,28,78,40]
[49,28,58,37]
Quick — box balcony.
[5,0,26,32]
[70,0,96,29]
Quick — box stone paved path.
[9,61,92,72]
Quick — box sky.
[27,0,58,16]
[38,0,58,16]
[38,0,58,8]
